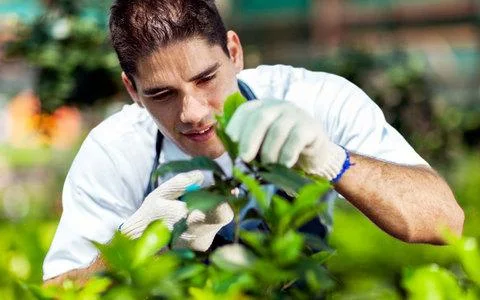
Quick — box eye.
[152,90,176,102]
[197,73,216,85]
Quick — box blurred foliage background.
[0,0,479,298]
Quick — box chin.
[182,139,226,159]
[195,145,225,159]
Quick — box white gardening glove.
[120,171,233,252]
[175,201,233,251]
[226,99,348,181]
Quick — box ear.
[121,72,144,108]
[226,30,244,72]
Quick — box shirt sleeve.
[316,74,429,166]
[42,135,139,280]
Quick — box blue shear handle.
[185,184,201,193]
[180,183,202,202]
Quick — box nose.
[180,94,210,124]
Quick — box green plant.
[28,92,335,299]
[402,234,480,300]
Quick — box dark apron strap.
[144,129,164,198]
[144,79,257,198]
[238,79,257,102]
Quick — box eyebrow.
[188,62,220,82]
[142,62,221,97]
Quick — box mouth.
[182,124,216,142]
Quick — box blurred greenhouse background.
[0,0,479,298]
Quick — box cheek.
[208,94,224,113]
[210,76,238,111]
[200,84,224,112]
[145,103,178,131]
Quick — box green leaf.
[132,255,180,293]
[446,234,480,285]
[154,157,226,179]
[271,195,293,234]
[271,195,291,217]
[466,289,480,300]
[78,277,112,298]
[174,264,207,281]
[214,92,246,160]
[189,287,217,300]
[223,92,247,125]
[170,218,188,247]
[232,167,268,213]
[311,250,336,264]
[210,273,254,295]
[183,190,226,213]
[94,231,136,273]
[211,244,257,272]
[133,220,171,267]
[149,278,185,299]
[402,264,465,300]
[300,263,335,294]
[252,260,297,284]
[459,238,480,284]
[227,193,249,214]
[293,182,331,215]
[214,126,239,160]
[104,286,138,300]
[171,248,196,261]
[292,203,328,230]
[272,230,304,265]
[303,234,333,253]
[289,182,331,230]
[25,283,59,300]
[239,231,268,255]
[260,164,312,195]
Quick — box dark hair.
[109,0,229,84]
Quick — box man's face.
[125,32,244,158]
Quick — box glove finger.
[148,170,204,200]
[261,111,297,164]
[182,218,233,252]
[186,209,206,224]
[121,218,150,238]
[279,123,316,168]
[121,205,153,235]
[155,200,189,227]
[206,202,234,225]
[177,223,227,252]
[188,202,234,225]
[186,223,228,238]
[237,101,286,162]
[121,201,188,238]
[225,100,262,142]
[125,227,144,240]
[178,203,234,252]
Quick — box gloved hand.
[226,99,348,181]
[120,171,234,252]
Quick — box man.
[43,0,464,284]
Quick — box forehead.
[135,38,226,86]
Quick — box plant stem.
[234,213,240,244]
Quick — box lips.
[182,125,215,142]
